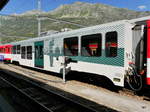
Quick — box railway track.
[0,66,117,112]
[7,63,150,102]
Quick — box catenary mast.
[37,0,41,37]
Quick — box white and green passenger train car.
[3,16,150,90]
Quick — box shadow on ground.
[13,64,121,93]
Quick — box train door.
[133,22,148,85]
[34,41,44,68]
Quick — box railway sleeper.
[39,99,62,106]
[0,68,117,112]
[49,104,66,111]
[34,95,49,100]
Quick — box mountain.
[12,10,46,16]
[50,2,150,19]
[0,1,150,44]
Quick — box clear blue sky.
[1,0,150,14]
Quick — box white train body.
[1,16,150,88]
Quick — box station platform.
[0,63,150,112]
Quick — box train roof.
[8,19,130,45]
[3,15,150,45]
[0,44,12,47]
[129,15,150,25]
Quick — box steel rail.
[0,73,53,112]
[0,69,103,112]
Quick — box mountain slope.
[50,2,150,20]
[0,1,150,44]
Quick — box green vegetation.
[0,1,150,44]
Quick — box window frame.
[64,37,79,56]
[105,31,118,57]
[13,46,17,54]
[27,46,32,60]
[81,33,102,57]
[39,45,43,59]
[0,48,1,53]
[21,46,26,59]
[17,45,21,54]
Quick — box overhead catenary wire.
[39,16,87,28]
[0,0,86,41]
[0,32,30,38]
[0,13,87,28]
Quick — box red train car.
[0,46,4,61]
[0,44,12,62]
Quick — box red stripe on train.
[147,78,150,85]
[4,58,11,61]
[147,20,150,58]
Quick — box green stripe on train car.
[70,48,124,67]
[47,48,124,67]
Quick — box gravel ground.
[1,63,150,112]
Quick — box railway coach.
[0,44,12,62]
[1,16,150,91]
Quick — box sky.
[1,0,150,15]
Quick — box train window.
[5,47,7,53]
[3,48,5,53]
[7,47,10,53]
[17,45,21,54]
[2,48,4,53]
[1,48,3,53]
[39,46,43,59]
[1,48,2,53]
[64,37,78,56]
[35,46,43,59]
[10,47,12,54]
[21,46,26,59]
[0,48,2,53]
[27,46,32,60]
[81,34,102,57]
[13,46,16,54]
[35,46,38,59]
[105,31,118,57]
